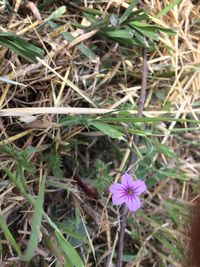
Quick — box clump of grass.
[0,1,199,267]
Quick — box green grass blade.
[3,165,84,266]
[48,21,97,60]
[22,178,45,262]
[90,122,124,139]
[0,32,44,62]
[96,116,200,124]
[2,165,27,195]
[38,0,58,9]
[0,214,22,256]
[103,29,133,39]
[45,6,66,21]
[119,0,139,24]
[156,0,181,18]
[55,231,84,267]
[85,15,109,31]
[169,127,200,132]
[59,115,200,127]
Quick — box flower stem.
[116,204,127,267]
[116,47,148,266]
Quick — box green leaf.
[103,29,145,47]
[125,25,150,47]
[156,168,188,181]
[155,234,182,260]
[3,165,84,267]
[48,21,97,60]
[128,21,159,39]
[127,10,149,21]
[90,122,124,139]
[59,115,90,126]
[96,116,200,124]
[45,6,66,20]
[2,165,27,195]
[82,12,98,24]
[128,128,153,136]
[0,32,44,62]
[156,0,182,18]
[0,214,21,256]
[151,140,178,159]
[43,149,63,178]
[55,231,84,267]
[129,21,176,38]
[22,178,45,261]
[62,33,96,60]
[85,15,110,31]
[59,115,200,128]
[155,27,176,35]
[0,145,35,174]
[38,0,58,9]
[94,160,110,194]
[103,29,133,39]
[169,127,200,133]
[68,2,102,16]
[119,0,139,24]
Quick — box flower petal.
[132,180,147,195]
[121,173,134,188]
[126,196,141,212]
[109,183,123,194]
[112,193,126,205]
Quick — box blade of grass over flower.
[156,0,182,18]
[3,165,84,266]
[53,222,88,243]
[22,178,45,262]
[119,0,139,24]
[78,210,96,261]
[0,214,22,256]
[55,231,84,267]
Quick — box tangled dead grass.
[0,1,200,266]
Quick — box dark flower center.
[126,188,133,195]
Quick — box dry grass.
[0,1,200,266]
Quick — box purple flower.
[109,173,146,212]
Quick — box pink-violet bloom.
[109,173,146,212]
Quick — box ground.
[0,1,200,267]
